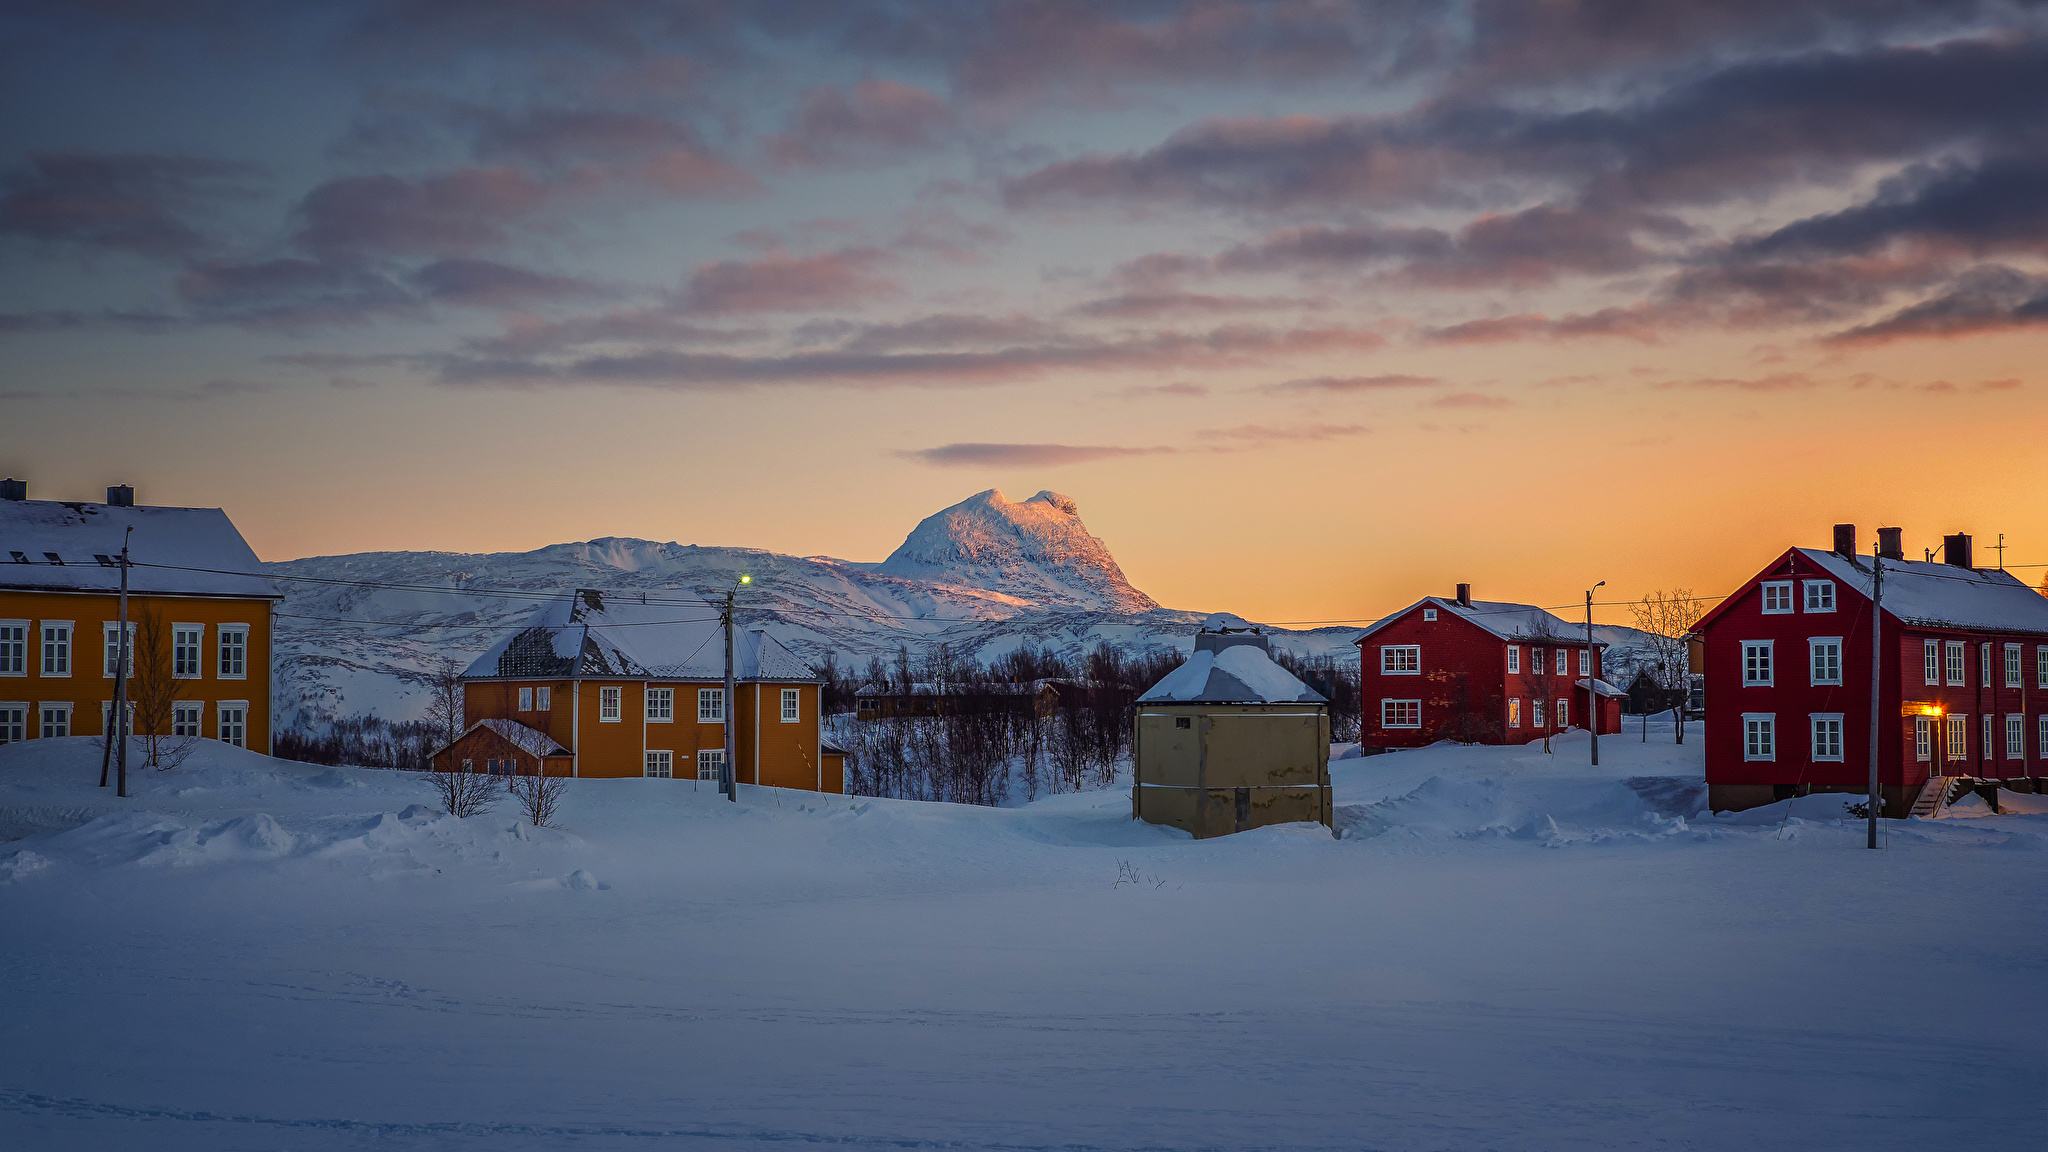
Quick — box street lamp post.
[1587,581,1604,768]
[721,573,752,802]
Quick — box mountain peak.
[879,490,1157,613]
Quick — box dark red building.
[1355,585,1624,749]
[1695,526,2048,815]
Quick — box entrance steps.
[1910,776,1958,819]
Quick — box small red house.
[1695,526,2048,815]
[1355,585,1623,750]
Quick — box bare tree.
[509,770,567,827]
[1630,589,1705,744]
[421,656,466,748]
[128,606,198,771]
[429,760,500,818]
[1521,621,1565,754]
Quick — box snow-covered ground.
[2,726,2042,1150]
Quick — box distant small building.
[430,718,573,777]
[1132,615,1332,838]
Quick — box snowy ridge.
[878,490,1157,614]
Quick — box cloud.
[1428,390,1511,409]
[1260,373,1439,394]
[410,257,605,307]
[1193,422,1369,444]
[1652,373,1819,392]
[1071,291,1316,319]
[175,257,417,329]
[1825,267,2048,344]
[294,167,556,258]
[768,80,955,168]
[0,151,259,260]
[1421,306,1665,345]
[1118,382,1207,399]
[899,442,1173,467]
[680,248,901,314]
[827,312,1064,354]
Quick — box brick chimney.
[1943,533,1973,569]
[1832,523,1856,557]
[1877,527,1903,561]
[106,485,134,507]
[0,478,24,501]
[1455,583,1472,607]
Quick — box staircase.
[1909,776,1957,819]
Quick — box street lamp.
[1587,580,1604,768]
[721,573,753,802]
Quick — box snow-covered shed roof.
[429,718,570,761]
[1576,677,1628,698]
[463,588,816,681]
[1354,597,1597,645]
[1139,644,1326,705]
[1794,548,2048,635]
[0,499,280,600]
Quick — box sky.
[4,1,2047,624]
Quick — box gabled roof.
[1138,644,1326,705]
[1355,596,1597,645]
[430,717,570,761]
[0,499,280,600]
[1743,548,2048,636]
[463,588,817,681]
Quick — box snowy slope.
[877,489,1157,613]
[2,729,2043,1149]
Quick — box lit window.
[217,626,247,680]
[1914,717,1930,762]
[1506,646,1520,674]
[697,748,725,781]
[1556,697,1569,728]
[599,686,622,721]
[646,686,674,722]
[536,686,551,711]
[645,750,673,778]
[1802,581,1835,612]
[172,625,203,679]
[1742,641,1773,685]
[2005,645,2022,688]
[172,703,203,737]
[698,688,725,722]
[41,623,71,676]
[1380,645,1420,675]
[1809,639,1842,686]
[1945,641,1966,686]
[1761,582,1794,613]
[1380,699,1421,728]
[781,687,800,723]
[2006,715,2024,760]
[0,704,23,744]
[1507,698,1521,727]
[518,687,533,711]
[1810,714,1843,761]
[0,622,26,676]
[1946,714,1968,760]
[216,703,247,749]
[1923,640,1939,686]
[1743,714,1775,761]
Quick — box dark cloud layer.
[0,152,259,260]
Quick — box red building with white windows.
[1695,526,2048,815]
[1355,585,1624,750]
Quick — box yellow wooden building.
[0,481,281,752]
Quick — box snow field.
[1,726,2044,1150]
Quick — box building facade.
[1696,527,2048,815]
[1355,585,1623,750]
[0,482,280,752]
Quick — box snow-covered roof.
[1139,644,1326,705]
[0,499,280,600]
[1576,678,1628,698]
[429,717,570,761]
[463,588,817,681]
[1355,597,1597,644]
[1794,549,2048,635]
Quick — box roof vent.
[1876,527,1903,561]
[106,484,134,507]
[0,478,24,501]
[1832,524,1856,557]
[1455,582,1472,607]
[1194,612,1270,654]
[1942,533,1973,569]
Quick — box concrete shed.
[1132,615,1332,838]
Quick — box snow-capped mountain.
[877,490,1158,614]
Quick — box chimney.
[106,484,134,507]
[1943,533,1973,569]
[1877,527,1903,561]
[0,478,23,501]
[1455,583,1472,608]
[1832,524,1856,557]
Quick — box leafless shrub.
[509,771,568,827]
[430,763,499,818]
[128,605,200,771]
[1630,589,1705,744]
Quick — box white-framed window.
[1742,641,1773,686]
[216,625,247,680]
[536,686,551,711]
[0,621,26,675]
[1507,698,1521,727]
[518,687,534,711]
[39,702,71,738]
[0,703,25,744]
[1380,699,1421,728]
[100,700,134,731]
[696,748,725,781]
[172,702,203,737]
[1945,641,1966,686]
[1506,646,1520,674]
[1423,608,1437,622]
[1808,638,1842,686]
[1555,649,1569,676]
[1923,639,1939,686]
[216,701,247,748]
[2040,714,2048,759]
[1577,649,1590,677]
[1946,714,1968,760]
[699,687,725,722]
[172,624,203,679]
[645,749,673,778]
[2004,644,2022,688]
[2039,646,2048,689]
[41,622,71,676]
[1761,581,1794,614]
[2005,714,2024,760]
[1914,717,1930,762]
[646,686,674,722]
[1380,645,1420,675]
[1742,713,1775,761]
[1556,697,1569,728]
[1980,643,1991,687]
[1802,580,1835,612]
[102,621,134,678]
[780,687,800,723]
[599,686,622,721]
[1533,698,1547,728]
[1982,715,1993,762]
[1810,713,1843,761]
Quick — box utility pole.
[1867,542,1884,849]
[1993,533,2006,571]
[721,573,752,803]
[1586,581,1604,767]
[116,529,132,798]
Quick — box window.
[1914,717,1930,762]
[103,622,134,677]
[697,748,725,781]
[487,758,512,777]
[101,700,134,731]
[646,686,674,722]
[217,626,247,680]
[599,686,622,721]
[518,687,533,711]
[1980,643,1991,686]
[41,623,71,676]
[1423,608,1437,621]
[172,703,202,737]
[1810,714,1843,761]
[2041,714,2048,759]
[2005,644,2022,688]
[1381,645,1420,675]
[2006,715,2024,760]
[781,687,800,723]
[1946,715,1968,760]
[1508,698,1521,727]
[698,688,725,722]
[40,703,71,738]
[0,622,25,675]
[1532,698,1546,728]
[461,759,473,773]
[1945,641,1966,686]
[1742,641,1773,685]
[2040,646,2048,690]
[1808,638,1842,686]
[1761,581,1794,613]
[1506,646,1520,674]
[1577,649,1590,677]
[645,750,673,778]
[1743,714,1775,761]
[1380,699,1421,728]
[1175,716,1191,729]
[1982,715,1993,763]
[1555,649,1569,676]
[536,686,551,711]
[1556,698,1569,728]
[216,702,247,748]
[1923,640,1939,686]
[173,625,203,679]
[0,703,24,744]
[1802,580,1835,613]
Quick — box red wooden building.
[1355,585,1624,750]
[1695,526,2048,815]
